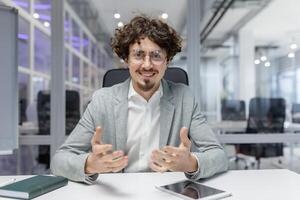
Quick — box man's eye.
[134,52,143,59]
[152,53,162,60]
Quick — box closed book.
[0,175,68,199]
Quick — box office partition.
[0,5,18,152]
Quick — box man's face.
[127,37,168,94]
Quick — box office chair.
[102,67,189,87]
[239,97,286,169]
[221,100,246,121]
[291,103,300,123]
[37,90,80,169]
[19,98,27,125]
[220,99,250,169]
[65,90,80,135]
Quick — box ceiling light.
[254,59,260,65]
[290,43,297,50]
[117,22,124,28]
[288,52,295,58]
[114,13,121,19]
[43,21,50,27]
[33,13,39,19]
[264,61,271,67]
[260,56,267,61]
[161,13,168,19]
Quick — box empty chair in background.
[291,103,300,123]
[221,99,249,169]
[239,97,286,169]
[37,90,80,170]
[221,100,246,121]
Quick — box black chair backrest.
[239,97,286,159]
[292,103,300,123]
[37,90,80,135]
[65,90,80,135]
[221,100,246,121]
[37,91,50,135]
[102,67,189,87]
[246,97,286,133]
[19,98,27,125]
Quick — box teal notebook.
[0,175,68,199]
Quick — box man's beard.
[136,79,156,92]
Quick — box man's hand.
[85,126,128,174]
[150,127,198,173]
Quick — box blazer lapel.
[159,80,175,148]
[114,79,130,151]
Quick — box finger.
[149,161,167,173]
[92,144,112,155]
[163,146,183,156]
[153,149,177,163]
[91,126,103,146]
[111,156,129,172]
[179,127,191,148]
[151,151,173,169]
[102,150,125,163]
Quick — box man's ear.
[166,59,170,65]
[124,57,129,64]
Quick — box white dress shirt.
[125,81,163,172]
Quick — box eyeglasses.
[129,49,166,65]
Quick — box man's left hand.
[150,127,198,173]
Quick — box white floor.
[226,144,300,174]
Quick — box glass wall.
[0,0,111,175]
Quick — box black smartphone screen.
[161,180,225,199]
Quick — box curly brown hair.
[111,15,182,62]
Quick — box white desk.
[1,169,300,200]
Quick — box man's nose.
[142,55,152,70]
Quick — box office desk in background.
[209,121,300,133]
[19,122,39,135]
[1,169,300,200]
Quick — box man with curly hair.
[51,15,228,184]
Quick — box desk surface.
[1,169,300,200]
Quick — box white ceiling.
[242,0,300,56]
[88,0,300,59]
[89,0,187,37]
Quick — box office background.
[0,0,300,175]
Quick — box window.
[12,0,29,12]
[33,0,51,29]
[64,11,70,43]
[71,19,80,52]
[91,43,97,64]
[83,33,89,58]
[83,62,90,87]
[18,17,30,68]
[34,28,51,74]
[65,48,70,81]
[278,70,294,103]
[72,54,80,84]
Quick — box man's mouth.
[139,71,156,78]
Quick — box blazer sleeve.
[50,91,102,183]
[185,94,228,180]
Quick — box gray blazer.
[51,79,228,182]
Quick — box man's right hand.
[85,126,128,174]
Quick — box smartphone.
[156,180,231,200]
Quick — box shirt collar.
[128,80,163,101]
